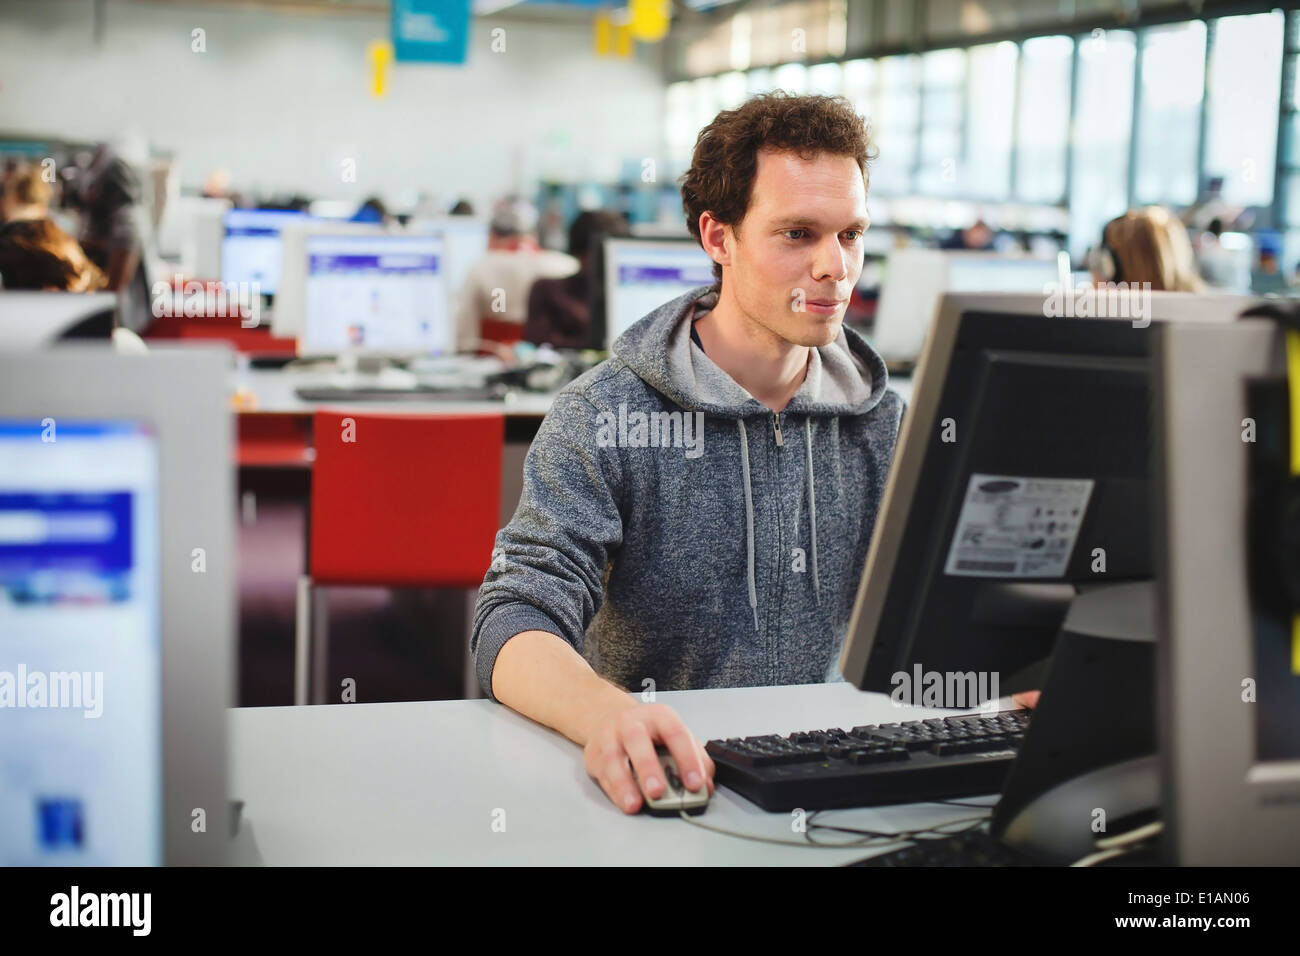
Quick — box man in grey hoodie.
[471,93,906,813]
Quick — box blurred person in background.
[940,217,995,251]
[0,218,106,292]
[524,209,630,349]
[1194,217,1251,292]
[1,164,53,224]
[449,198,475,216]
[72,144,152,331]
[1252,241,1289,294]
[351,195,392,225]
[455,196,579,352]
[1090,206,1205,292]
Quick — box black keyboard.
[850,828,1035,867]
[705,709,1031,811]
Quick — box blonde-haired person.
[1,164,53,224]
[1090,206,1206,292]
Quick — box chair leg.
[294,575,312,706]
[464,587,484,700]
[310,586,330,705]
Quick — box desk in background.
[229,682,996,865]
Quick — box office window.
[1205,11,1285,207]
[1133,21,1206,206]
[747,67,773,97]
[870,55,921,195]
[917,49,967,195]
[665,81,696,167]
[841,58,876,114]
[772,62,809,94]
[731,12,752,71]
[1069,30,1137,260]
[1015,35,1073,203]
[964,41,1018,200]
[807,61,843,95]
[715,71,748,110]
[691,77,720,139]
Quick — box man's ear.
[698,212,729,271]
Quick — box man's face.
[716,148,868,348]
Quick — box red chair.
[296,411,504,704]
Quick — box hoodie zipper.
[772,412,784,447]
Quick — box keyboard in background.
[293,385,503,402]
[705,709,1031,811]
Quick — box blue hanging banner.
[391,0,472,64]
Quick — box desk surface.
[238,368,558,417]
[238,369,912,418]
[229,682,1002,865]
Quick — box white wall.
[0,0,668,211]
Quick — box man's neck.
[693,284,810,413]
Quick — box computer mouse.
[634,745,710,816]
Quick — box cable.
[674,806,992,850]
[1069,821,1164,868]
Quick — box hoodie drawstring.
[737,417,820,632]
[736,419,760,632]
[805,418,821,604]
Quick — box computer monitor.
[840,291,1255,702]
[221,208,310,295]
[271,221,387,340]
[0,348,233,865]
[408,217,489,315]
[297,233,450,358]
[603,238,716,348]
[1154,316,1300,864]
[0,292,118,348]
[155,195,230,276]
[871,249,1062,367]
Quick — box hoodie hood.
[612,284,889,419]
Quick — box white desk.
[238,369,910,418]
[228,682,1007,865]
[237,367,558,417]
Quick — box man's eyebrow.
[771,217,869,229]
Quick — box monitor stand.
[988,580,1162,863]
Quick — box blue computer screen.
[222,209,311,294]
[0,421,162,865]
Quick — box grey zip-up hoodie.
[471,284,905,701]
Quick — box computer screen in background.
[298,233,449,357]
[0,421,162,865]
[603,238,716,347]
[871,250,1061,365]
[271,221,386,340]
[221,209,310,295]
[408,218,489,319]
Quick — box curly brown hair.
[678,92,875,285]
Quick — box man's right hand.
[582,703,716,814]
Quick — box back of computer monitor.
[1153,317,1300,864]
[871,248,949,363]
[0,292,119,349]
[0,347,233,865]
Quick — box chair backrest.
[309,411,505,588]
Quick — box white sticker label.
[944,474,1094,578]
